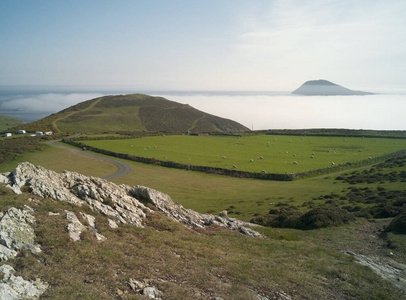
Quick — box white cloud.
[1,93,103,113]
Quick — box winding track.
[47,139,132,180]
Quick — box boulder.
[0,264,47,299]
[0,206,41,261]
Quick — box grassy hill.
[13,94,250,134]
[0,114,24,131]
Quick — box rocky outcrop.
[0,265,47,300]
[0,206,41,261]
[0,206,47,298]
[132,186,264,237]
[2,162,263,237]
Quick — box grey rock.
[2,163,263,237]
[65,210,86,242]
[108,219,118,229]
[132,185,264,237]
[128,278,145,291]
[0,206,41,260]
[0,264,47,299]
[142,286,162,299]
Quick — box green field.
[82,134,406,174]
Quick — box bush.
[386,214,406,234]
[296,205,355,230]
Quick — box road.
[47,139,132,180]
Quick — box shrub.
[386,214,406,234]
[296,205,355,230]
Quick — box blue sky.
[1,0,405,91]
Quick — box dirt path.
[52,97,103,133]
[47,139,132,180]
[345,220,406,295]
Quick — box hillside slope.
[0,114,24,131]
[13,94,249,134]
[0,163,404,299]
[292,80,375,95]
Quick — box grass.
[82,134,406,174]
[1,138,405,298]
[0,144,117,178]
[1,186,403,299]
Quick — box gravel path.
[47,140,132,180]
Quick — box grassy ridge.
[0,114,24,131]
[82,134,406,174]
[14,94,249,134]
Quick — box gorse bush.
[386,213,406,234]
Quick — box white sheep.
[259,156,263,159]
[222,156,227,159]
[331,162,335,166]
[250,159,254,162]
[293,161,298,165]
[232,165,237,168]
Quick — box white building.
[4,133,12,137]
[44,131,53,135]
[35,131,43,136]
[18,130,26,134]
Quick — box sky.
[1,0,405,91]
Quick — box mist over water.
[155,93,406,131]
[0,87,405,131]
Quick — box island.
[292,79,375,96]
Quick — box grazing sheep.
[261,170,266,173]
[310,155,314,158]
[293,154,296,157]
[232,165,237,168]
[312,152,315,155]
[331,162,335,166]
[154,146,157,149]
[130,145,133,147]
[359,149,362,152]
[148,146,151,149]
[260,156,263,159]
[368,157,372,160]
[250,159,254,162]
[164,156,167,159]
[293,161,298,165]
[222,156,227,159]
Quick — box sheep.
[368,157,372,160]
[259,156,264,159]
[222,156,227,159]
[250,159,254,162]
[331,162,335,166]
[293,161,298,165]
[293,154,296,157]
[310,155,314,158]
[261,170,266,173]
[312,152,315,155]
[232,165,237,169]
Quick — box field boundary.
[62,137,406,181]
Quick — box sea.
[0,86,405,131]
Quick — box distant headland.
[292,79,375,96]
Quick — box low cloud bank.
[0,93,103,122]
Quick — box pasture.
[82,134,406,174]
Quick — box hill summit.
[15,94,249,134]
[292,80,375,96]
